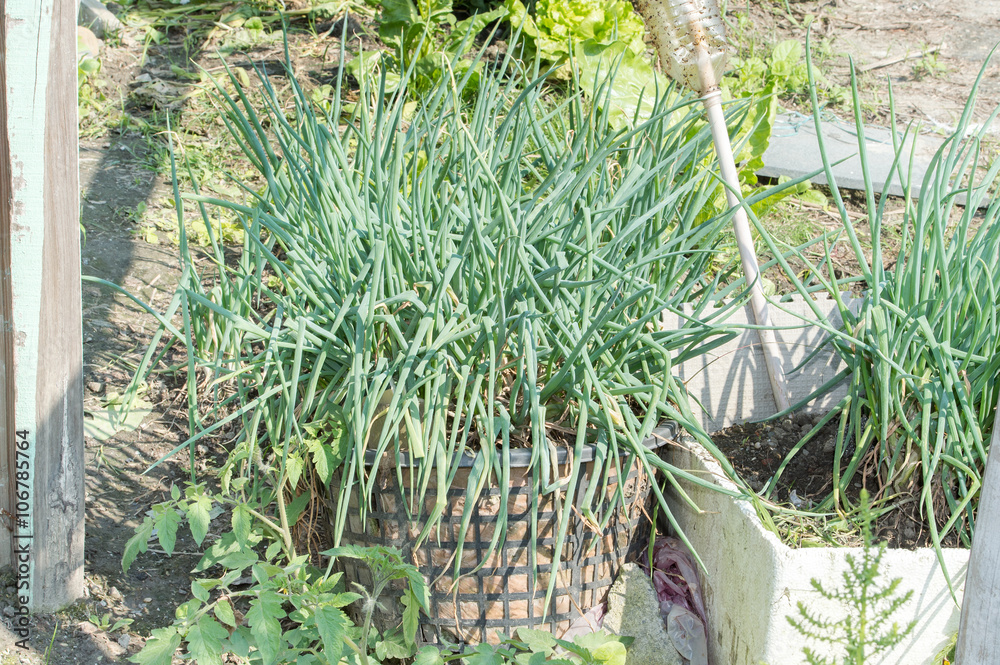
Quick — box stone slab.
[604,564,684,665]
[78,0,121,39]
[758,112,948,201]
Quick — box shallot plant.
[108,32,768,612]
[750,41,1000,569]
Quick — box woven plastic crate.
[334,424,674,645]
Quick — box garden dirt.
[0,1,993,662]
[742,0,1000,133]
[712,411,963,550]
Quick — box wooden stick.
[858,46,941,74]
[836,17,912,31]
[955,391,1000,663]
[631,0,790,414]
[696,45,791,413]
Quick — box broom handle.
[696,46,791,413]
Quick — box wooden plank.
[955,392,1000,663]
[4,0,52,601]
[0,0,13,569]
[3,0,85,611]
[35,0,85,610]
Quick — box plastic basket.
[335,424,675,645]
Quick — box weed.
[78,50,106,129]
[120,201,148,227]
[216,18,284,56]
[93,445,124,476]
[786,491,914,665]
[437,629,633,665]
[723,11,848,107]
[88,611,133,634]
[127,528,427,664]
[43,623,58,665]
[122,483,629,664]
[911,48,946,80]
[933,632,957,665]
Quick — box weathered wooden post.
[1,0,86,616]
[955,392,1000,663]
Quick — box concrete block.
[78,0,122,39]
[667,437,968,665]
[661,293,861,432]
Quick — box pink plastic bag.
[641,537,709,665]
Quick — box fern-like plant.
[787,490,915,665]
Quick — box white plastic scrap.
[667,605,709,665]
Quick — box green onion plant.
[750,40,1000,570]
[113,36,764,607]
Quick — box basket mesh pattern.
[337,456,652,645]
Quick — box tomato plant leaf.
[122,517,154,574]
[129,626,181,665]
[186,492,214,546]
[153,505,182,554]
[185,616,229,665]
[246,590,285,665]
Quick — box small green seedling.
[786,490,915,665]
[88,611,133,634]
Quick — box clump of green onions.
[751,41,1000,568]
[114,39,760,603]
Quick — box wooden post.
[955,392,1000,663]
[1,0,85,613]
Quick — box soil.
[0,129,219,664]
[740,0,1000,133]
[711,411,960,551]
[1,0,992,662]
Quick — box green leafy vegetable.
[348,0,506,96]
[573,40,674,129]
[505,0,645,64]
[129,627,181,665]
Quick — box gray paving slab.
[78,0,121,39]
[758,112,946,201]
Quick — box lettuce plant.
[504,0,665,129]
[505,0,646,65]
